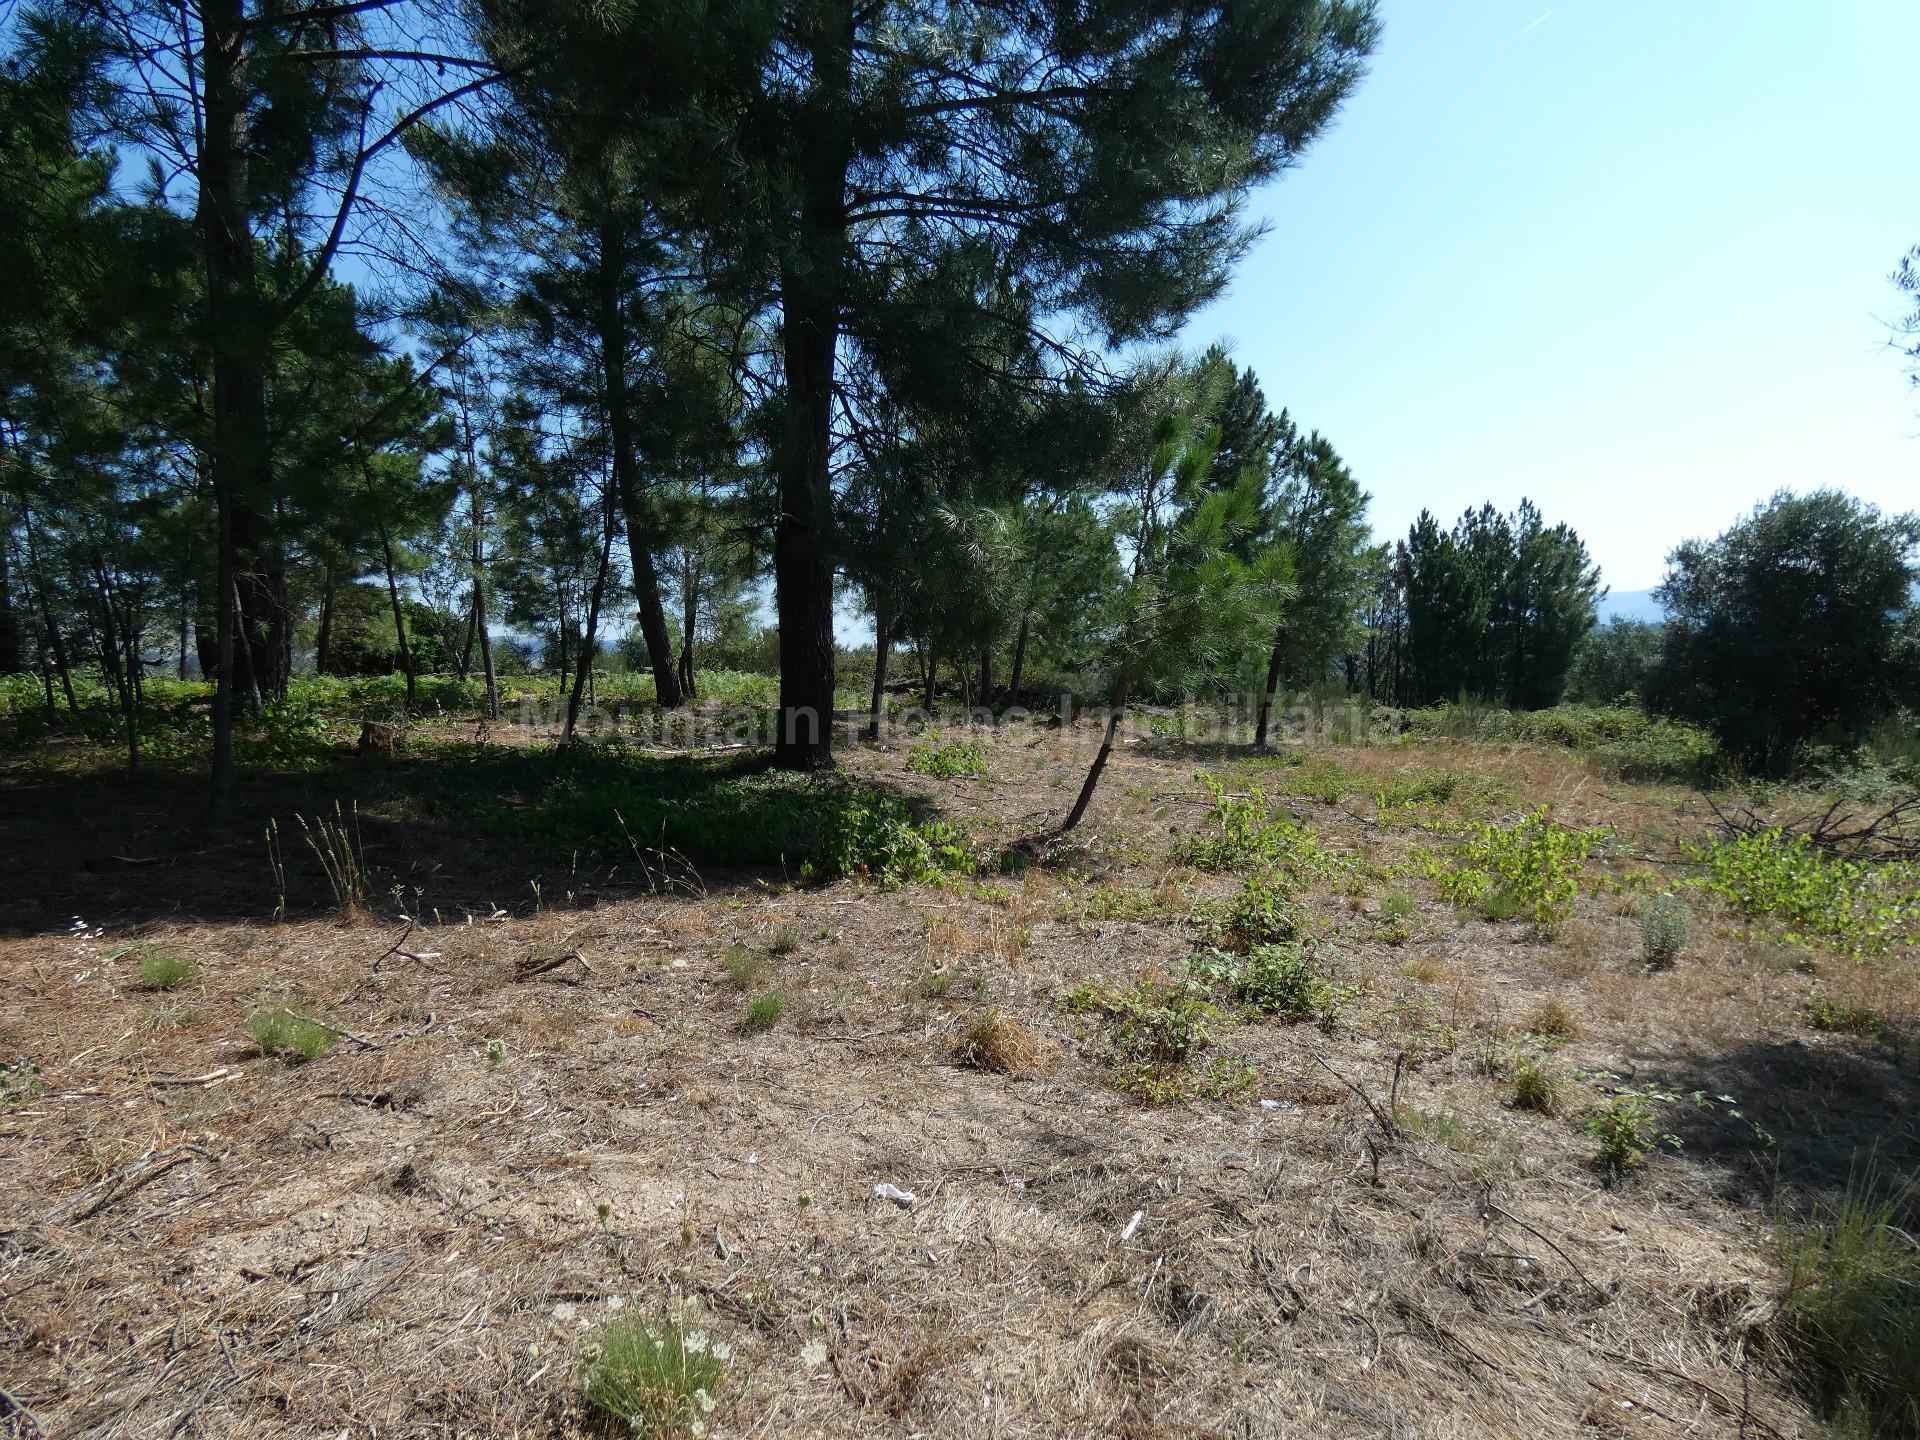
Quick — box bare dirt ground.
[3,718,1915,1438]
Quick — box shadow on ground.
[1646,1032,1920,1214]
[0,742,941,939]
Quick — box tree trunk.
[200,0,272,819]
[563,480,620,743]
[92,556,138,774]
[0,527,21,675]
[865,598,889,742]
[676,551,698,699]
[176,576,190,680]
[21,504,76,713]
[376,516,416,713]
[923,647,937,712]
[1008,611,1031,699]
[475,568,498,721]
[596,216,683,711]
[978,643,992,709]
[230,575,264,714]
[1063,673,1130,832]
[1254,631,1285,748]
[313,566,335,677]
[771,0,853,770]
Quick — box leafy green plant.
[1582,1090,1669,1172]
[1428,807,1603,936]
[1640,892,1691,965]
[1579,1078,1733,1173]
[1775,1161,1920,1435]
[906,737,988,780]
[1231,944,1335,1023]
[247,1004,338,1062]
[1803,994,1884,1037]
[1192,869,1303,950]
[1692,829,1920,958]
[579,1314,728,1437]
[743,991,785,1033]
[136,948,197,991]
[1175,773,1336,878]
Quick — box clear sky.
[1184,0,1920,595]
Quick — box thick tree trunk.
[1254,631,1285,748]
[1008,611,1031,700]
[200,0,273,819]
[923,647,937,712]
[376,517,416,713]
[865,598,889,742]
[978,643,992,709]
[1063,673,1130,832]
[177,577,190,679]
[771,0,853,771]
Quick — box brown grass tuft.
[1524,996,1581,1039]
[954,1007,1049,1075]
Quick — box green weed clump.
[1803,994,1884,1037]
[1427,807,1603,936]
[743,991,786,1032]
[136,948,197,991]
[247,1004,338,1062]
[1230,945,1336,1024]
[1067,976,1242,1104]
[720,942,767,990]
[1175,772,1335,879]
[1508,1053,1562,1113]
[906,737,988,779]
[1582,1090,1670,1172]
[1640,893,1692,965]
[1692,829,1920,958]
[1775,1163,1920,1436]
[579,1314,728,1437]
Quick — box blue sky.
[1185,0,1920,594]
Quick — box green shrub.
[1692,829,1920,958]
[1509,1054,1561,1113]
[1428,807,1603,936]
[1582,1090,1668,1172]
[743,991,785,1032]
[1189,866,1306,952]
[136,949,197,991]
[1803,995,1884,1037]
[579,1314,728,1437]
[1640,893,1692,965]
[1776,1162,1920,1435]
[906,737,988,779]
[247,1004,337,1062]
[1232,945,1334,1023]
[1175,772,1335,878]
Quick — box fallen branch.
[44,1144,208,1225]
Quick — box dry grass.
[0,717,1911,1438]
[953,1007,1050,1075]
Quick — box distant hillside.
[1598,588,1665,624]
